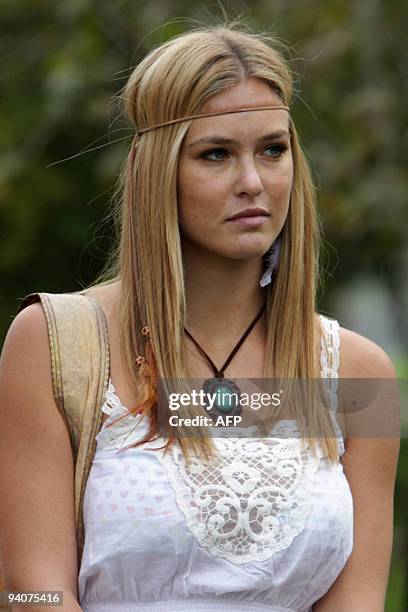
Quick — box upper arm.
[314,328,400,611]
[0,303,78,597]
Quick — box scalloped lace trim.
[95,382,146,451]
[319,314,340,406]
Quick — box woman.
[0,21,399,612]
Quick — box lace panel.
[156,435,321,564]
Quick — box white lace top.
[78,315,353,612]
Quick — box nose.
[234,157,263,197]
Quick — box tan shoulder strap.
[16,290,110,568]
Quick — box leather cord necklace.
[184,302,266,419]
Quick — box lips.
[226,214,269,229]
[227,208,270,221]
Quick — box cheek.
[177,182,207,232]
[178,193,215,231]
[266,165,293,210]
[177,166,225,225]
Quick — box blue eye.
[264,144,287,157]
[200,144,288,162]
[200,149,228,161]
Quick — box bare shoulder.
[0,300,68,441]
[2,301,51,374]
[336,324,399,481]
[338,324,397,379]
[0,303,78,594]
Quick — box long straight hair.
[89,22,340,464]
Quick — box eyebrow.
[187,130,290,148]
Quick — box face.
[177,77,293,262]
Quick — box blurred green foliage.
[0,1,407,609]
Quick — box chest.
[102,311,322,427]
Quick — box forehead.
[184,78,289,142]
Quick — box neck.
[183,243,267,341]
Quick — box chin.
[184,235,271,260]
[215,246,269,261]
[223,240,272,260]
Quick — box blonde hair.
[88,20,340,464]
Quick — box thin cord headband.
[136,104,290,135]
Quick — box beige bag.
[15,291,110,568]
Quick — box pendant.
[202,377,242,418]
